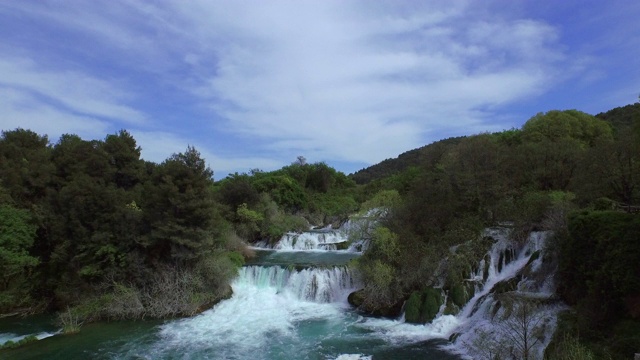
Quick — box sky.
[1,0,639,179]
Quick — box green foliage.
[0,204,39,311]
[449,284,467,308]
[404,288,443,324]
[547,335,599,360]
[368,227,400,264]
[404,292,422,323]
[420,288,442,323]
[236,203,264,225]
[226,251,245,268]
[58,307,83,334]
[0,129,53,207]
[308,192,358,218]
[596,102,640,138]
[359,189,401,214]
[522,110,613,146]
[493,127,522,146]
[0,334,39,350]
[252,174,307,210]
[350,136,465,185]
[559,210,640,356]
[355,258,398,309]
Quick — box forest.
[1,102,639,358]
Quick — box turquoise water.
[1,249,464,360]
[247,249,361,267]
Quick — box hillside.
[352,102,640,185]
[350,136,465,184]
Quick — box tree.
[143,146,220,262]
[464,296,547,360]
[520,110,613,191]
[498,297,546,360]
[581,132,640,205]
[102,130,144,190]
[0,204,39,310]
[293,155,307,166]
[0,129,53,208]
[444,134,503,216]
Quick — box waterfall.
[238,265,358,303]
[448,230,566,359]
[151,264,362,359]
[253,231,352,251]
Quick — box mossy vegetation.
[404,288,443,324]
[0,335,39,350]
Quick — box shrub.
[450,284,467,307]
[404,292,421,323]
[420,288,442,323]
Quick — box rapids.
[1,227,561,359]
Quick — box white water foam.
[239,265,357,303]
[0,330,58,344]
[355,314,461,345]
[141,265,359,359]
[448,231,566,359]
[334,355,373,360]
[275,232,349,251]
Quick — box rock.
[348,289,365,308]
[347,289,404,318]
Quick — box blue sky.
[1,0,638,179]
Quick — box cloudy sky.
[1,1,639,178]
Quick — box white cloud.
[1,0,593,174]
[0,58,146,125]
[0,87,110,142]
[160,0,567,164]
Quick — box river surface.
[1,246,465,360]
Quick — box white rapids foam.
[0,330,58,344]
[135,264,360,359]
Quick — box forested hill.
[351,102,640,185]
[596,102,640,134]
[350,136,465,184]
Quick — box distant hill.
[596,102,640,136]
[350,136,465,184]
[351,102,640,185]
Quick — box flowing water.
[1,228,560,359]
[1,232,463,360]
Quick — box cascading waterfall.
[1,226,561,360]
[253,231,350,251]
[447,229,566,359]
[121,239,379,360]
[238,265,357,303]
[252,227,367,252]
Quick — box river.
[1,234,466,360]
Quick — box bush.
[450,284,467,307]
[404,292,422,323]
[547,334,599,360]
[420,288,442,323]
[58,307,83,334]
[404,288,443,324]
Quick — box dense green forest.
[0,132,360,325]
[350,103,640,359]
[1,102,639,357]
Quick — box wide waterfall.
[0,226,561,359]
[253,230,362,251]
[238,265,357,303]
